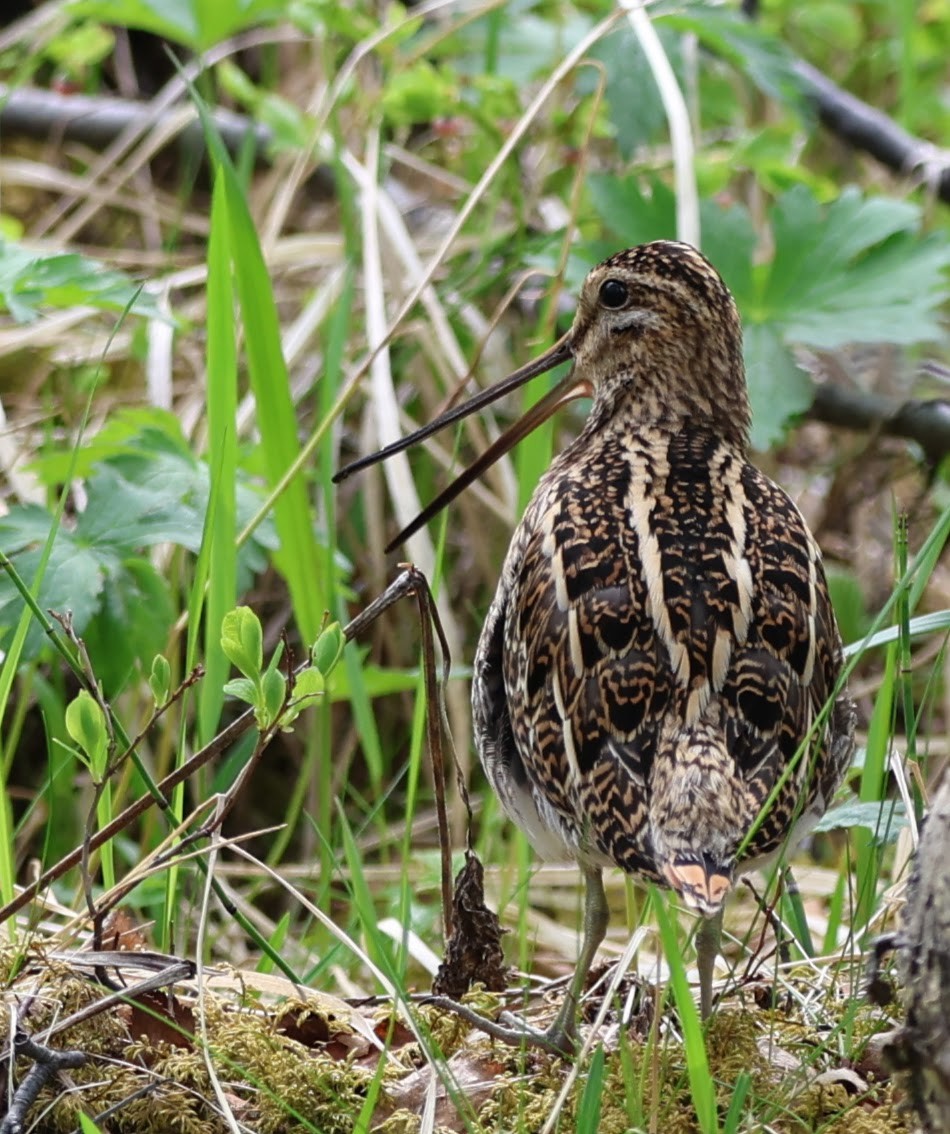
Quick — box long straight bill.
[333,333,574,484]
[384,368,592,552]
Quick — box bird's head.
[567,242,749,441]
[334,241,750,549]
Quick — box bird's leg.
[695,907,724,1019]
[535,865,609,1054]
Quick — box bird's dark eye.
[599,278,628,309]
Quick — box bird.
[334,240,856,1055]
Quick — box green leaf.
[587,175,677,250]
[290,667,324,703]
[66,0,287,51]
[742,325,813,451]
[451,4,593,86]
[381,61,458,128]
[28,408,186,483]
[281,666,326,728]
[78,1110,105,1134]
[223,676,258,705]
[758,186,950,348]
[75,465,205,552]
[149,655,171,707]
[653,893,720,1134]
[0,518,111,659]
[587,25,669,159]
[824,564,871,645]
[0,239,162,324]
[664,8,806,113]
[260,666,286,728]
[214,154,326,642]
[221,607,263,681]
[813,799,908,843]
[576,1046,605,1134]
[311,621,345,679]
[65,690,109,776]
[82,558,175,696]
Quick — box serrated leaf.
[28,408,193,484]
[82,559,175,696]
[759,187,950,349]
[587,175,678,249]
[743,325,813,451]
[66,0,287,51]
[588,26,670,159]
[0,521,112,658]
[76,465,205,551]
[0,239,162,324]
[813,799,908,842]
[664,7,806,112]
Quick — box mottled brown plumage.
[335,241,856,1054]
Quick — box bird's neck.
[575,392,751,458]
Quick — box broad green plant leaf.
[0,239,161,324]
[760,186,950,348]
[312,621,345,678]
[814,799,908,843]
[0,429,273,681]
[742,324,813,451]
[665,6,806,112]
[67,0,286,51]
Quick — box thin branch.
[792,58,950,204]
[807,383,950,465]
[1,1033,86,1134]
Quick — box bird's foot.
[424,995,577,1058]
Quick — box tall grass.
[0,0,946,1130]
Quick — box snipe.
[336,241,856,1055]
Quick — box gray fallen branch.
[808,382,950,464]
[0,81,271,159]
[793,58,950,204]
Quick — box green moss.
[5,962,913,1134]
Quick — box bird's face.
[566,242,749,437]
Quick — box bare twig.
[0,1032,86,1134]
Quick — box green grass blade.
[221,166,326,642]
[576,1046,606,1134]
[198,173,239,745]
[653,891,720,1134]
